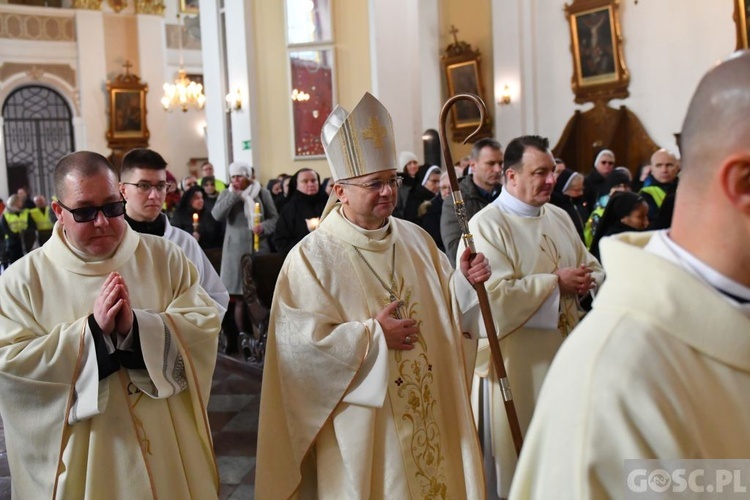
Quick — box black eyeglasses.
[57,200,126,223]
[121,181,173,193]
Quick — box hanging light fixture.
[161,14,206,112]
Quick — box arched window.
[2,85,74,199]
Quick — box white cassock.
[256,205,486,499]
[468,189,604,498]
[510,231,750,499]
[0,223,221,499]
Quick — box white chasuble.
[510,232,750,500]
[257,206,484,499]
[0,224,221,499]
[468,200,604,498]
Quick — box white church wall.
[493,0,734,160]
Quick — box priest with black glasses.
[0,151,223,498]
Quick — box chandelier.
[161,14,205,112]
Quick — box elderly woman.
[272,168,327,257]
[551,168,588,242]
[583,148,615,208]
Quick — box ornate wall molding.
[0,63,77,89]
[0,11,76,41]
[108,0,129,13]
[135,0,165,16]
[72,0,104,10]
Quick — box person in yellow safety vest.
[639,149,680,223]
[198,162,227,192]
[29,195,55,246]
[1,194,34,264]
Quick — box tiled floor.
[0,353,262,499]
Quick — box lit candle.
[192,212,199,232]
[253,202,261,251]
[305,217,320,232]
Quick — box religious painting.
[180,0,199,15]
[734,0,750,49]
[288,48,335,159]
[445,60,483,128]
[565,0,629,104]
[440,29,493,143]
[106,67,150,167]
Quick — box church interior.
[0,0,740,200]
[0,0,745,498]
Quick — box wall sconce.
[225,88,242,113]
[498,84,511,106]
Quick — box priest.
[256,92,489,499]
[0,152,221,498]
[510,50,750,500]
[468,135,604,498]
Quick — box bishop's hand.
[459,247,491,286]
[376,300,419,351]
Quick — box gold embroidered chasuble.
[0,224,221,499]
[257,206,484,499]
[468,202,604,498]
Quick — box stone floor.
[0,353,262,499]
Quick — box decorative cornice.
[72,0,103,10]
[135,0,165,16]
[108,0,128,13]
[0,63,77,88]
[0,12,76,41]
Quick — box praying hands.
[93,271,133,336]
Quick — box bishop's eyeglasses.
[337,177,402,193]
[57,200,126,223]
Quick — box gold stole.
[384,276,459,499]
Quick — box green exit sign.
[242,140,251,150]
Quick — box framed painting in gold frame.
[180,0,199,15]
[565,0,630,104]
[735,0,750,49]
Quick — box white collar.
[645,230,750,312]
[493,188,542,218]
[340,207,391,241]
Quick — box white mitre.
[321,92,398,181]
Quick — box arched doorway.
[2,85,74,199]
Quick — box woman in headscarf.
[590,191,649,260]
[394,164,441,224]
[272,168,328,257]
[550,168,588,241]
[171,184,225,255]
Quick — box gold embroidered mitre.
[321,92,398,181]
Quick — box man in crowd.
[120,148,228,316]
[256,92,490,499]
[0,151,221,498]
[469,135,603,498]
[510,50,750,500]
[583,149,615,208]
[0,194,32,264]
[640,148,680,223]
[29,194,55,246]
[198,161,227,192]
[441,137,504,265]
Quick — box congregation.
[0,49,748,500]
